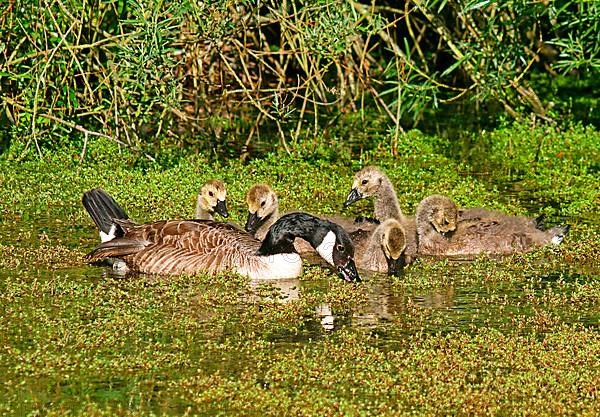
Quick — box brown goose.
[82,189,360,282]
[343,166,418,260]
[195,180,229,220]
[244,183,378,252]
[350,219,408,276]
[344,166,408,223]
[416,194,570,256]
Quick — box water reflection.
[336,278,456,330]
[316,303,335,331]
[412,285,456,310]
[248,273,460,332]
[249,278,301,304]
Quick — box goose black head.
[316,221,360,283]
[245,184,278,234]
[199,180,229,218]
[344,166,386,208]
[256,212,361,283]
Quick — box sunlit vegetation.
[0,1,599,415]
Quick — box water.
[2,209,598,340]
[1,202,599,416]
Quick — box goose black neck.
[256,212,332,256]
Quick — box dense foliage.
[1,0,598,158]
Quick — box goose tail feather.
[82,188,129,242]
[549,224,570,245]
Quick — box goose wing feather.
[88,220,264,275]
[431,219,555,255]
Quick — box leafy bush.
[0,0,597,159]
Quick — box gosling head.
[417,195,458,237]
[344,166,387,207]
[198,180,228,218]
[380,219,407,276]
[245,184,278,234]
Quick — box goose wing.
[87,220,262,275]
[453,219,541,253]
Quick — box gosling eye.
[260,201,266,207]
[361,179,368,185]
[336,244,345,252]
[209,191,214,197]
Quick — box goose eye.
[336,244,345,252]
[260,201,266,207]
[209,191,214,197]
[361,179,368,185]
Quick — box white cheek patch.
[315,230,336,266]
[551,235,564,245]
[99,224,117,243]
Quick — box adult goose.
[343,166,418,260]
[195,179,229,220]
[416,194,570,256]
[82,188,360,282]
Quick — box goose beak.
[337,258,361,283]
[215,199,229,218]
[344,188,362,208]
[387,255,406,277]
[245,211,260,233]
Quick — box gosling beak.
[337,258,361,283]
[387,254,406,277]
[440,230,453,238]
[215,199,229,218]
[344,188,362,208]
[245,211,260,233]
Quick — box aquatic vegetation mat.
[0,124,599,415]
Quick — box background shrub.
[0,0,598,159]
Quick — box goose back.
[417,195,569,256]
[87,220,302,278]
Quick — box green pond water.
[2,209,599,415]
[1,126,599,415]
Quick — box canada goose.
[343,166,418,259]
[82,188,360,282]
[416,194,570,256]
[195,180,228,220]
[245,184,280,241]
[350,219,408,276]
[245,183,377,251]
